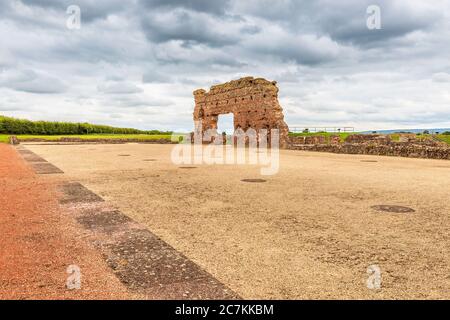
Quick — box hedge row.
[0,115,171,135]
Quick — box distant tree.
[0,114,163,135]
[303,128,309,133]
[423,130,430,135]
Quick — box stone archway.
[193,77,290,148]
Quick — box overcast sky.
[1,0,450,132]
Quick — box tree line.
[0,115,171,135]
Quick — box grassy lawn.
[2,132,449,146]
[288,131,356,143]
[436,134,450,145]
[17,134,176,140]
[0,135,9,143]
[0,134,181,143]
[413,134,450,146]
[288,132,450,146]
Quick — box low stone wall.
[8,135,20,145]
[289,142,450,160]
[17,137,176,144]
[345,134,391,145]
[289,135,327,145]
[288,134,450,160]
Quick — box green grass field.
[288,132,450,145]
[436,134,450,145]
[0,134,179,143]
[0,135,9,143]
[288,131,356,143]
[1,132,449,145]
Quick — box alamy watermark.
[366,264,382,289]
[366,5,381,30]
[66,264,81,290]
[171,121,280,175]
[66,5,81,30]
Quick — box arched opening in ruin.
[217,113,234,135]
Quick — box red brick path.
[0,144,134,299]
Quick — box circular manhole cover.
[361,160,378,163]
[371,205,415,213]
[241,178,267,183]
[179,166,197,169]
[118,154,131,157]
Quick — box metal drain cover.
[371,205,415,213]
[179,166,197,169]
[241,179,266,183]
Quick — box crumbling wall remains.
[288,134,450,160]
[193,77,290,148]
[8,135,19,145]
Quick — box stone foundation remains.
[288,134,450,160]
[8,135,19,145]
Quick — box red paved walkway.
[0,144,134,299]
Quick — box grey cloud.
[142,71,172,83]
[141,10,240,47]
[98,82,143,94]
[432,73,450,83]
[320,1,440,47]
[139,0,231,15]
[0,102,27,111]
[0,69,67,94]
[245,31,347,65]
[110,94,173,108]
[13,80,66,94]
[19,0,130,22]
[240,25,261,35]
[150,41,247,67]
[233,0,442,47]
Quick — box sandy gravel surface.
[25,143,450,299]
[0,144,135,299]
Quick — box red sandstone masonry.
[193,77,290,148]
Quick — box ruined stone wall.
[8,135,19,145]
[289,143,450,160]
[288,134,450,160]
[289,135,327,145]
[193,77,290,148]
[345,134,391,145]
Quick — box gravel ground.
[23,143,450,299]
[0,144,137,299]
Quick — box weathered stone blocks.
[193,77,290,148]
[288,133,450,160]
[8,135,19,145]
